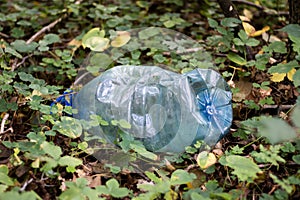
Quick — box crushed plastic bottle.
[72,65,232,153]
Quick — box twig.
[0,32,9,38]
[0,113,9,134]
[19,178,33,192]
[26,15,65,44]
[11,54,33,71]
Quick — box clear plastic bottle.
[72,65,232,153]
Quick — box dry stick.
[11,15,65,71]
[0,113,9,133]
[26,16,64,44]
[0,113,12,138]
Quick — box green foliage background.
[0,0,299,199]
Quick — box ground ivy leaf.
[58,156,82,168]
[170,169,196,185]
[292,69,300,87]
[257,118,297,144]
[53,116,82,138]
[5,46,22,58]
[118,119,131,129]
[104,178,130,198]
[0,165,14,186]
[268,60,298,74]
[42,34,61,45]
[130,143,158,160]
[224,155,261,182]
[280,24,300,38]
[11,40,38,53]
[41,141,62,160]
[292,103,300,128]
[87,53,112,74]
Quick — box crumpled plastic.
[72,65,232,153]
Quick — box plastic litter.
[72,65,232,153]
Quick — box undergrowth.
[0,0,299,199]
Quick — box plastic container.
[72,65,232,153]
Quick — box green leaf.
[222,155,261,182]
[233,38,244,46]
[41,141,62,160]
[5,46,22,58]
[0,165,14,186]
[208,18,218,28]
[246,38,260,46]
[0,190,42,200]
[59,180,87,200]
[118,119,131,129]
[42,34,61,45]
[292,155,300,164]
[264,41,287,54]
[53,116,82,138]
[279,24,300,38]
[238,30,248,42]
[130,143,158,160]
[170,169,196,185]
[292,69,300,87]
[270,174,293,194]
[138,27,160,40]
[227,52,247,65]
[87,53,113,73]
[82,28,107,50]
[58,156,82,168]
[257,118,297,144]
[18,72,35,82]
[164,20,175,28]
[221,18,241,27]
[268,60,298,74]
[292,103,300,128]
[145,171,162,184]
[11,40,38,53]
[107,179,129,198]
[191,192,211,200]
[251,144,285,166]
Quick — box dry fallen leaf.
[111,31,131,47]
[232,80,253,102]
[243,22,256,35]
[197,151,217,170]
[68,38,82,54]
[271,73,285,82]
[250,26,270,37]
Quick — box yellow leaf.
[243,22,255,36]
[197,151,217,170]
[32,89,42,96]
[243,9,253,20]
[271,73,286,82]
[287,68,296,81]
[68,38,82,54]
[111,31,131,47]
[250,26,270,37]
[57,103,64,112]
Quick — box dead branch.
[26,15,65,44]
